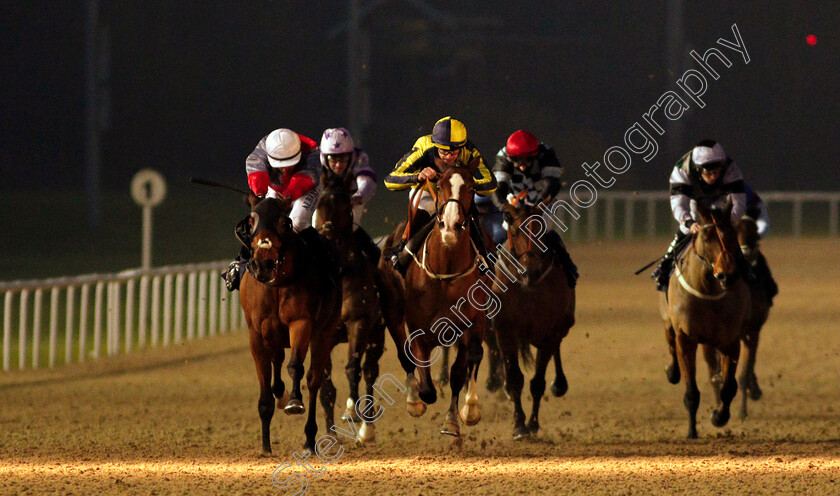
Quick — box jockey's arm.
[721,161,747,225]
[384,137,429,191]
[669,166,695,233]
[468,146,497,196]
[351,151,377,205]
[246,139,271,196]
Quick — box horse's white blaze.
[256,238,272,250]
[441,173,465,245]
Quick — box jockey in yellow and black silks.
[384,116,496,276]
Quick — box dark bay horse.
[489,198,575,439]
[385,165,487,437]
[733,215,772,418]
[659,202,749,438]
[240,195,342,453]
[314,171,412,444]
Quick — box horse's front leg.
[272,348,289,409]
[285,320,312,415]
[484,320,505,393]
[249,331,275,454]
[702,344,723,405]
[664,325,681,384]
[319,355,336,435]
[342,320,365,422]
[712,340,740,429]
[676,332,700,439]
[459,336,483,427]
[550,344,568,397]
[441,343,469,437]
[304,329,332,453]
[739,325,762,420]
[437,346,451,388]
[527,346,553,434]
[358,319,386,444]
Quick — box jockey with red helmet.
[488,130,578,288]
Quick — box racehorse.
[659,201,749,438]
[489,197,575,439]
[733,215,772,418]
[240,195,342,453]
[384,164,487,437]
[314,171,402,444]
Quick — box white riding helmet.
[319,128,355,167]
[691,140,726,167]
[265,128,301,168]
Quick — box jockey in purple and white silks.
[316,127,381,262]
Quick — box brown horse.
[314,171,412,444]
[240,195,342,453]
[489,199,575,439]
[659,201,749,438]
[385,165,487,437]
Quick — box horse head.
[435,165,475,247]
[737,215,760,265]
[694,200,740,289]
[504,193,553,287]
[314,169,355,242]
[246,196,297,286]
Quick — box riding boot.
[652,231,688,292]
[754,252,778,304]
[352,228,381,263]
[736,249,756,284]
[299,226,342,283]
[546,230,578,288]
[222,246,250,292]
[388,210,433,276]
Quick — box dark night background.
[1,1,838,277]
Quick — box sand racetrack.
[1,238,838,495]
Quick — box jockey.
[491,130,578,288]
[383,116,496,276]
[317,127,381,262]
[651,139,751,291]
[744,183,779,302]
[222,128,335,291]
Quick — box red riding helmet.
[505,130,539,158]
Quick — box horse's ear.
[695,200,711,222]
[433,155,447,171]
[248,192,260,209]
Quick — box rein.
[678,219,729,299]
[402,181,437,242]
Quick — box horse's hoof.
[440,420,460,437]
[526,419,540,433]
[687,430,698,440]
[513,424,530,440]
[739,409,748,421]
[459,405,481,426]
[550,378,568,397]
[260,448,272,457]
[419,387,437,405]
[341,398,361,422]
[284,399,305,415]
[275,391,291,410]
[665,364,680,384]
[711,409,730,427]
[357,422,376,445]
[406,400,427,417]
[485,375,503,393]
[748,386,763,401]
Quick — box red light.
[806,34,818,46]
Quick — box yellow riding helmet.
[431,116,467,150]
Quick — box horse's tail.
[517,336,534,369]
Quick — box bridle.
[674,215,732,299]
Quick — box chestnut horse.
[240,195,342,453]
[314,171,413,443]
[659,201,749,438]
[489,198,575,439]
[385,165,487,437]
